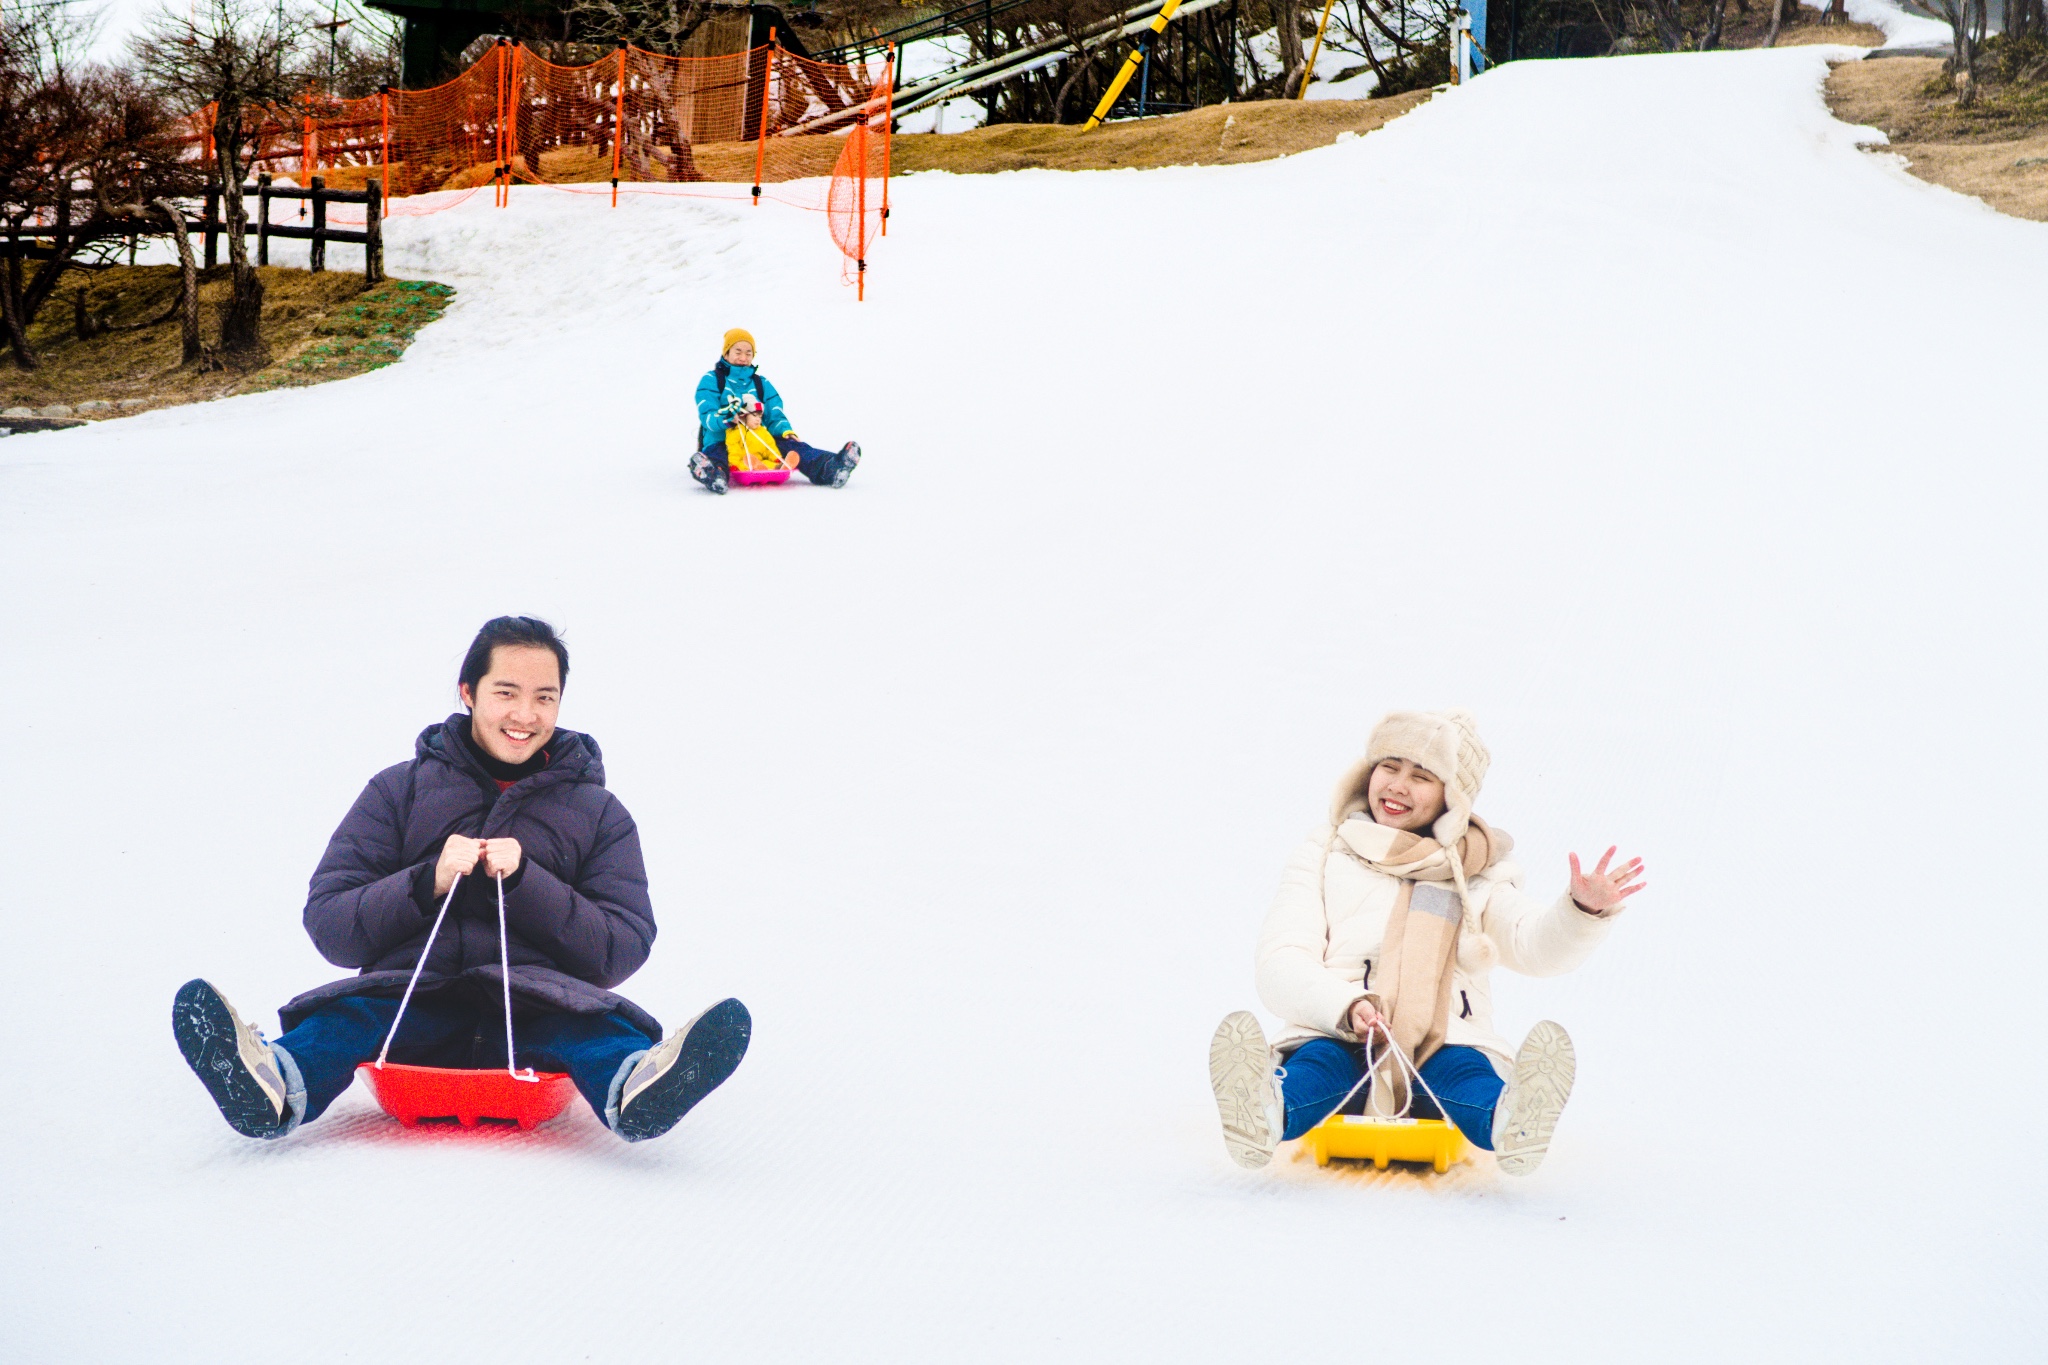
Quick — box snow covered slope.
[4,49,2043,1364]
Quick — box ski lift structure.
[355,864,578,1130]
[1299,1018,1473,1173]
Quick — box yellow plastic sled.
[1301,1114,1468,1172]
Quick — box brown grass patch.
[3,265,454,420]
[885,92,1438,173]
[1715,11,1885,48]
[1827,55,2048,221]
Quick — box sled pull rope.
[373,876,461,1070]
[497,871,540,1083]
[1323,1017,1455,1123]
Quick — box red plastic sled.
[730,468,791,487]
[357,1061,577,1130]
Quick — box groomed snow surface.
[4,47,2044,1364]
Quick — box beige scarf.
[1327,814,1512,1112]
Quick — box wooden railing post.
[203,184,219,268]
[309,175,327,273]
[364,179,383,283]
[257,174,272,266]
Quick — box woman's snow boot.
[613,997,752,1142]
[1209,1011,1285,1169]
[1491,1020,1576,1176]
[689,451,730,495]
[172,979,293,1139]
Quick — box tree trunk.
[1650,0,1686,49]
[211,100,267,365]
[153,198,204,366]
[1,239,36,370]
[1276,0,1306,96]
[1702,0,1729,48]
[1053,43,1095,122]
[1764,0,1788,47]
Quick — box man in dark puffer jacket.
[172,616,750,1142]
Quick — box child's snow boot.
[172,979,293,1139]
[828,441,860,488]
[1491,1019,1576,1177]
[612,997,752,1142]
[1209,1011,1285,1169]
[689,450,729,495]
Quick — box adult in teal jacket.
[690,328,861,495]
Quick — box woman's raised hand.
[1569,847,1646,915]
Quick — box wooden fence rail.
[2,178,384,285]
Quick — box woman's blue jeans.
[273,994,656,1127]
[1279,1038,1505,1148]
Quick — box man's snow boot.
[689,451,729,495]
[1492,1019,1576,1177]
[828,441,860,488]
[173,979,292,1139]
[1209,1011,1285,1169]
[613,997,752,1142]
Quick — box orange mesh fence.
[173,41,893,291]
[826,121,887,300]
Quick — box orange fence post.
[506,43,521,204]
[379,88,391,213]
[610,45,627,207]
[751,31,774,207]
[495,40,509,208]
[855,125,867,301]
[879,47,894,237]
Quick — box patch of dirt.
[3,266,454,420]
[1827,55,2048,221]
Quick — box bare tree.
[134,0,310,367]
[1926,0,1991,103]
[559,0,718,53]
[2,4,203,368]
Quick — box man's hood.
[416,712,606,790]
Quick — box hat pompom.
[1457,930,1498,973]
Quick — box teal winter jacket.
[695,360,793,450]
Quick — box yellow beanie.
[722,328,756,357]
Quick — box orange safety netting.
[184,41,893,292]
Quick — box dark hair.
[459,616,569,694]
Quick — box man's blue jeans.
[1279,1038,1505,1147]
[273,994,657,1127]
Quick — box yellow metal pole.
[1082,0,1184,131]
[1298,0,1339,97]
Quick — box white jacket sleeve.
[1480,860,1614,978]
[1255,831,1367,1036]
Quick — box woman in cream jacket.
[1209,709,1646,1176]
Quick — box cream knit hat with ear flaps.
[1330,708,1492,846]
[1330,708,1499,974]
